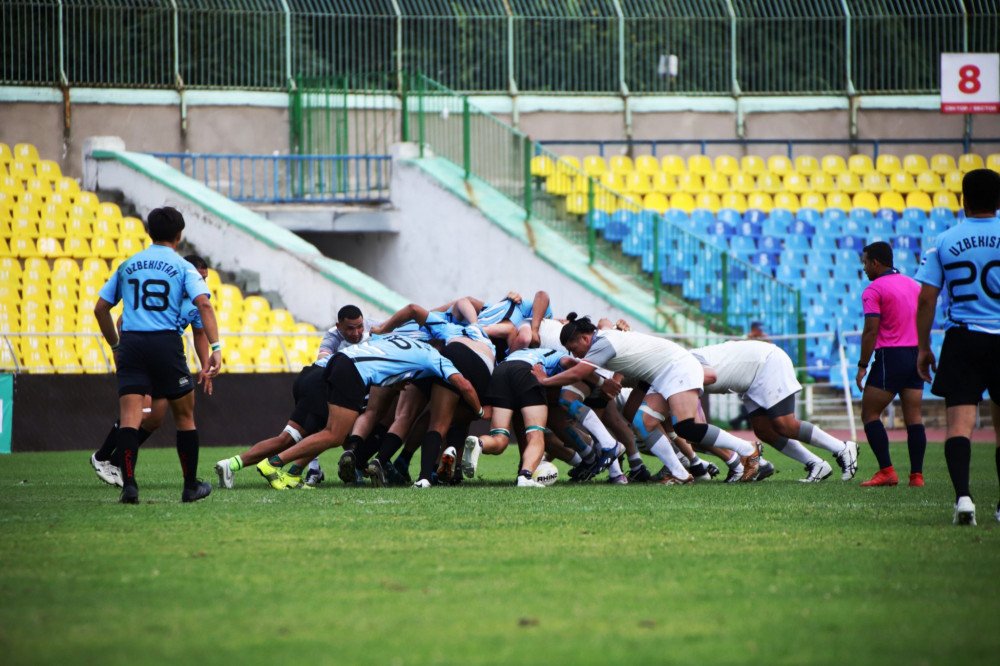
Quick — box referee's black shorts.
[931,327,1000,407]
[289,364,329,436]
[865,346,923,394]
[116,331,193,399]
[484,360,546,410]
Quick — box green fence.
[403,73,804,362]
[3,1,998,95]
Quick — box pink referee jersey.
[861,271,920,348]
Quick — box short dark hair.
[559,312,597,347]
[183,254,208,271]
[863,241,893,268]
[147,207,185,242]
[962,168,1000,214]
[338,304,363,321]
[750,321,764,330]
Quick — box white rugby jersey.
[537,318,567,353]
[583,329,690,383]
[690,340,776,394]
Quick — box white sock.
[307,458,321,471]
[725,452,740,468]
[581,410,616,449]
[689,454,704,466]
[801,423,846,455]
[568,452,583,466]
[649,435,690,478]
[609,459,623,478]
[777,439,823,466]
[710,428,756,456]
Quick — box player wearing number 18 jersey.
[94,207,222,504]
[916,168,1000,525]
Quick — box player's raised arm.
[372,303,430,335]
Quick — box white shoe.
[412,479,432,489]
[462,436,482,478]
[953,496,976,526]
[516,475,544,488]
[91,453,122,487]
[835,441,859,480]
[799,459,833,483]
[215,459,235,489]
[994,503,999,523]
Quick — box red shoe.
[860,466,898,487]
[909,472,924,487]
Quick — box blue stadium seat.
[893,235,921,251]
[775,263,799,281]
[749,252,780,270]
[784,234,811,251]
[718,208,742,227]
[759,235,782,252]
[901,207,927,226]
[660,264,686,285]
[870,218,893,237]
[845,210,873,235]
[894,216,921,235]
[875,208,899,223]
[743,209,767,225]
[605,210,632,242]
[692,208,715,230]
[729,235,757,253]
[588,210,610,232]
[664,209,689,227]
[813,235,838,253]
[794,208,819,226]
[779,248,810,266]
[839,236,865,252]
[923,215,950,236]
[762,215,789,236]
[701,295,723,314]
[818,209,846,236]
[929,207,955,225]
[736,220,762,237]
[790,219,816,236]
[707,220,734,237]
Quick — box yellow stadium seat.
[903,154,929,175]
[81,258,108,278]
[11,237,39,258]
[24,180,50,200]
[651,172,677,194]
[92,217,120,237]
[660,155,686,176]
[51,257,78,276]
[879,191,905,213]
[68,202,97,220]
[933,191,960,211]
[848,154,875,175]
[599,172,624,191]
[8,161,35,181]
[608,155,633,175]
[835,172,863,194]
[821,154,847,175]
[669,192,696,213]
[875,154,903,175]
[943,170,964,194]
[986,153,1000,173]
[905,191,933,212]
[545,173,574,196]
[862,172,890,194]
[65,218,92,237]
[593,190,617,213]
[773,192,799,212]
[890,172,916,194]
[916,170,944,193]
[35,160,61,184]
[810,172,836,194]
[530,155,554,178]
[825,191,851,210]
[117,237,144,257]
[852,191,880,212]
[38,217,66,238]
[269,309,296,332]
[36,236,62,258]
[703,172,729,194]
[49,282,78,302]
[768,155,794,176]
[89,236,119,259]
[0,143,12,166]
[714,155,740,176]
[783,172,809,194]
[747,192,773,212]
[565,193,588,215]
[930,154,957,175]
[739,155,766,176]
[62,236,92,259]
[756,172,783,194]
[625,172,652,195]
[676,173,703,193]
[730,172,756,194]
[205,269,222,291]
[694,192,721,213]
[23,257,49,279]
[11,217,38,237]
[243,295,271,314]
[634,155,659,176]
[720,192,747,213]
[13,143,40,164]
[642,192,669,213]
[686,155,712,176]
[578,155,604,177]
[799,191,826,211]
[957,153,983,173]
[0,282,16,301]
[55,177,80,198]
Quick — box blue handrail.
[149,152,392,204]
[538,137,1000,159]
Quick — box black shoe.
[304,466,325,486]
[181,480,212,503]
[382,459,405,486]
[627,464,652,483]
[120,483,139,504]
[755,460,776,482]
[392,457,412,485]
[365,459,387,488]
[338,450,357,485]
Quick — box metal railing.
[149,152,392,204]
[3,1,997,95]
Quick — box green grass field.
[1,443,998,665]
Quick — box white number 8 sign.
[941,53,1000,113]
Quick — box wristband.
[596,376,605,387]
[210,341,223,352]
[477,407,485,418]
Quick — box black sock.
[138,427,153,446]
[176,429,199,487]
[344,434,364,453]
[397,446,415,466]
[906,424,926,474]
[446,423,468,449]
[864,420,893,470]
[376,433,404,465]
[288,464,303,476]
[419,431,443,482]
[356,434,381,466]
[117,427,141,486]
[95,420,120,461]
[944,436,972,502]
[268,455,283,466]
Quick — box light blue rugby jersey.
[421,311,496,354]
[915,216,1000,334]
[478,299,554,327]
[178,298,203,332]
[504,347,570,377]
[337,335,461,387]
[98,244,210,332]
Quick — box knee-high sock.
[863,420,893,470]
[944,437,971,502]
[906,424,926,474]
[648,434,690,479]
[771,436,823,466]
[419,431,443,482]
[674,419,755,456]
[117,427,141,486]
[176,429,199,486]
[580,410,615,449]
[797,422,845,455]
[95,420,119,461]
[377,433,404,465]
[355,433,382,466]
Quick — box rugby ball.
[532,461,559,486]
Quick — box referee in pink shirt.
[855,241,926,487]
